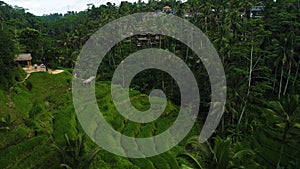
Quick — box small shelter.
[163,6,172,14]
[251,2,264,18]
[251,6,264,18]
[15,53,32,67]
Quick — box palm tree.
[178,136,257,169]
[266,95,300,169]
[55,133,100,169]
[274,34,297,99]
[292,60,299,87]
[0,114,15,132]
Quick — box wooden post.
[27,60,32,67]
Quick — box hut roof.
[163,6,171,9]
[15,53,32,61]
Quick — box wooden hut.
[251,6,264,18]
[251,2,264,18]
[15,53,32,67]
[163,6,172,13]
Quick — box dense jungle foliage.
[0,0,299,168]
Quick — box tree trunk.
[185,46,189,62]
[283,62,292,95]
[238,42,253,125]
[276,121,290,169]
[205,17,208,33]
[292,61,299,87]
[159,35,162,49]
[221,115,225,135]
[161,72,165,91]
[108,53,111,66]
[238,102,247,125]
[278,66,284,99]
[273,66,278,91]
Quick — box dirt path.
[21,66,64,82]
[23,74,31,82]
[48,69,64,74]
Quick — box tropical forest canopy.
[0,0,299,169]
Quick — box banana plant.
[0,114,15,132]
[178,136,258,169]
[266,94,300,169]
[54,133,100,169]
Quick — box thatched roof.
[15,53,32,61]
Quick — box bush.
[100,151,120,164]
[149,156,170,169]
[122,122,140,137]
[14,87,23,95]
[66,78,71,85]
[13,67,26,82]
[0,76,9,90]
[24,119,36,128]
[138,123,154,138]
[52,105,77,145]
[47,61,59,70]
[13,126,29,141]
[160,152,180,169]
[155,118,175,135]
[111,115,125,132]
[26,81,33,91]
[29,101,42,119]
[130,158,155,169]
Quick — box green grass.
[0,71,196,169]
[8,142,58,169]
[29,72,71,96]
[0,125,31,150]
[130,158,155,169]
[0,136,47,168]
[149,155,171,169]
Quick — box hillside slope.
[0,71,196,169]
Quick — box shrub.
[13,67,26,82]
[29,101,42,119]
[52,105,77,145]
[66,78,71,85]
[130,158,155,169]
[122,122,140,137]
[138,123,154,138]
[47,61,59,70]
[160,152,180,169]
[0,76,9,90]
[149,156,170,169]
[26,81,33,91]
[24,119,36,128]
[14,87,23,95]
[13,126,29,141]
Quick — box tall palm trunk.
[238,42,253,125]
[185,46,189,62]
[292,61,299,87]
[276,121,290,169]
[273,66,278,90]
[278,66,284,99]
[161,72,165,91]
[283,62,292,95]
